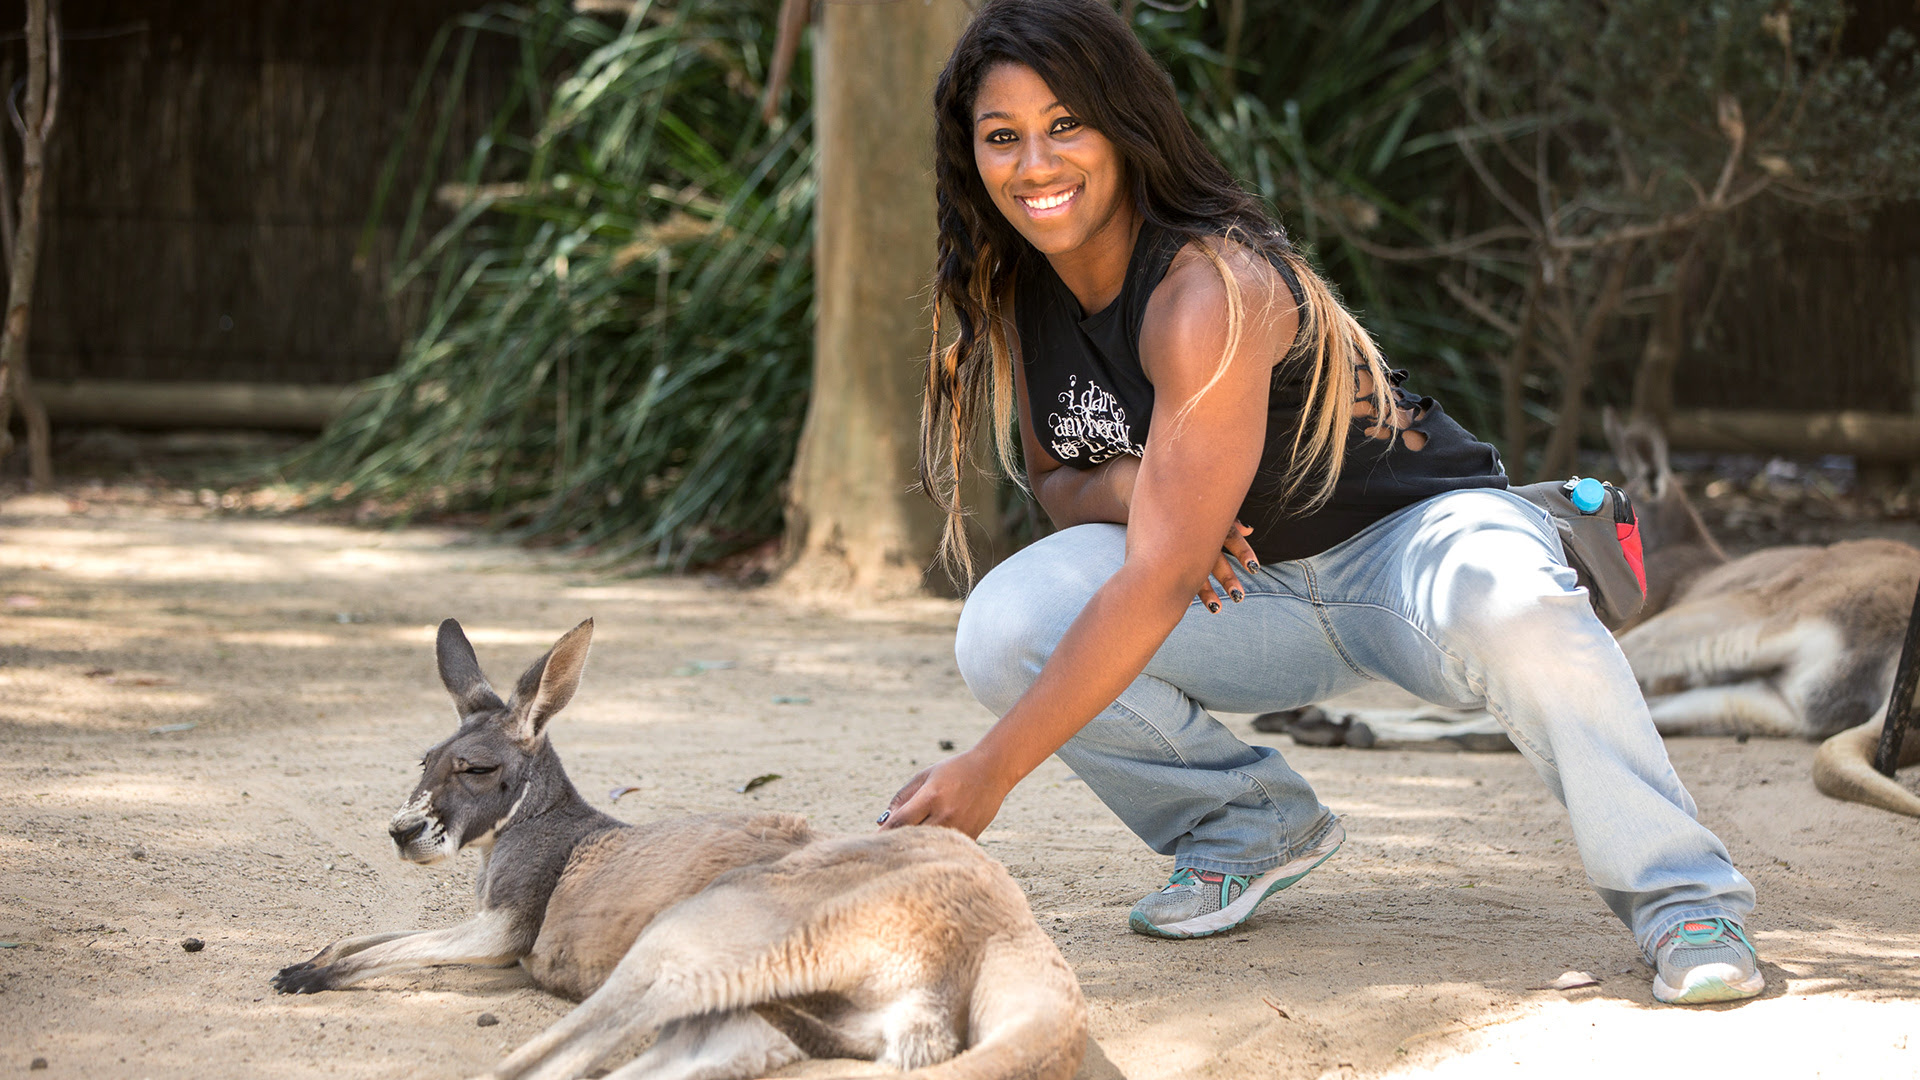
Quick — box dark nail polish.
[875,810,891,825]
[1245,560,1260,572]
[1230,590,1244,603]
[1207,601,1220,614]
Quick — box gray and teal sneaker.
[1129,820,1345,939]
[1651,918,1764,1004]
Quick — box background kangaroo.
[1261,414,1920,817]
[273,618,1087,1080]
[1602,410,1920,817]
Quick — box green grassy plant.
[297,0,812,568]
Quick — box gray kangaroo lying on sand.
[272,618,1087,1080]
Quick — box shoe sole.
[1652,965,1765,1005]
[1130,821,1345,940]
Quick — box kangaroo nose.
[390,820,427,846]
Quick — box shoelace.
[1162,867,1253,897]
[1674,918,1753,951]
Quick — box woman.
[881,0,1762,1006]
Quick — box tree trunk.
[1629,237,1699,429]
[782,0,970,597]
[1500,267,1541,467]
[0,0,56,483]
[1533,249,1630,482]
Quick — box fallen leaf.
[938,739,956,751]
[608,785,643,802]
[737,773,781,794]
[83,667,114,678]
[1530,969,1601,991]
[1262,995,1291,1019]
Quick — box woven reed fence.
[17,0,514,389]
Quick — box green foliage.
[296,0,813,568]
[1474,0,1920,217]
[1433,0,1920,475]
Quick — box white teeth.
[1021,187,1076,211]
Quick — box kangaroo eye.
[463,765,498,776]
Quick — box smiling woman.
[889,0,1770,1008]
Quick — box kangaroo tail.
[916,931,1087,1080]
[1813,718,1920,818]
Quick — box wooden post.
[0,0,57,485]
[1874,579,1920,777]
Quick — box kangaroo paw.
[272,961,338,994]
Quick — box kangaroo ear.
[505,618,593,747]
[1601,406,1627,465]
[437,619,504,720]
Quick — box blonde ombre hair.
[920,0,1393,584]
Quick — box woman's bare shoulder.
[1150,237,1292,328]
[1141,235,1296,377]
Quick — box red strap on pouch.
[1615,521,1646,594]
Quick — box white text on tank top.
[1048,374,1144,464]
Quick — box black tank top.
[1014,221,1508,563]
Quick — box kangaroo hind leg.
[482,924,799,1080]
[598,1011,802,1080]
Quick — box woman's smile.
[1017,184,1081,217]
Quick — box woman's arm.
[1009,312,1141,530]
[883,243,1297,835]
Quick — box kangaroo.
[1602,409,1920,816]
[272,618,1088,1080]
[1260,414,1920,817]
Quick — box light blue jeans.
[955,487,1755,956]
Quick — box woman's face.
[971,62,1133,262]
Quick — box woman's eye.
[1051,117,1081,135]
[984,128,1016,145]
[463,765,497,776]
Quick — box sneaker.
[1129,820,1345,939]
[1651,918,1764,1004]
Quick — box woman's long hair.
[919,0,1392,583]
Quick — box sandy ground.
[4,489,1920,1080]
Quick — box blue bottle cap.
[1568,476,1606,514]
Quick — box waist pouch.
[1510,479,1647,629]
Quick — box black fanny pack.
[1510,478,1647,629]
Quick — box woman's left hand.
[1196,520,1256,613]
[878,748,1015,839]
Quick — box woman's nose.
[1015,138,1058,180]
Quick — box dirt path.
[3,491,1919,1079]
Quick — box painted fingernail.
[1207,601,1221,614]
[1245,560,1260,572]
[1230,590,1244,603]
[875,810,891,825]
